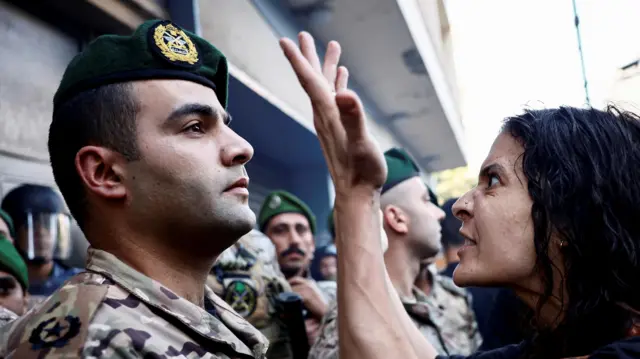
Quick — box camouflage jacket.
[308,287,449,359]
[208,230,293,359]
[0,248,269,358]
[420,274,482,356]
[0,307,18,328]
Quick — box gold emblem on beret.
[153,23,199,65]
[268,195,282,209]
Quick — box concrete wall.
[197,0,404,152]
[0,1,78,162]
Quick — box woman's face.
[452,132,539,289]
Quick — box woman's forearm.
[333,192,436,359]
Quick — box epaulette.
[2,272,110,357]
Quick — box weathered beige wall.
[0,1,78,161]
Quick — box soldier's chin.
[280,263,304,278]
[221,208,256,236]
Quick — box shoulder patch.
[5,273,110,357]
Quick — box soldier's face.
[319,256,337,281]
[266,213,315,276]
[126,80,255,247]
[384,178,444,260]
[452,133,538,288]
[404,178,445,258]
[0,271,27,316]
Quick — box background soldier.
[259,190,336,345]
[0,20,268,358]
[0,233,29,325]
[1,184,81,306]
[310,148,481,358]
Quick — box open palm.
[280,32,387,196]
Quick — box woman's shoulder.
[436,336,640,359]
[588,336,640,359]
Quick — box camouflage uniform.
[308,278,481,359]
[208,230,293,359]
[423,273,482,355]
[0,307,18,328]
[315,280,337,305]
[308,287,449,359]
[0,248,269,358]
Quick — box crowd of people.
[0,18,638,359]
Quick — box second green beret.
[0,209,14,238]
[0,235,28,291]
[382,148,421,193]
[259,191,317,234]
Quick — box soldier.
[315,245,337,281]
[258,191,336,345]
[309,148,481,359]
[0,20,268,358]
[0,233,29,325]
[1,184,82,306]
[208,229,294,359]
[0,209,15,244]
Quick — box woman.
[279,32,640,359]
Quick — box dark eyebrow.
[164,103,232,126]
[479,163,505,179]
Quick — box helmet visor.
[15,212,71,262]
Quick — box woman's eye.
[488,175,500,188]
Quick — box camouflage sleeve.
[81,318,142,358]
[308,300,340,359]
[0,276,109,358]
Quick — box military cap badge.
[150,21,200,67]
[268,195,282,210]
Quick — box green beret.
[54,20,228,110]
[0,209,14,238]
[0,235,28,291]
[382,148,421,193]
[327,208,335,239]
[259,191,316,234]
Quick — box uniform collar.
[85,248,269,358]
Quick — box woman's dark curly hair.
[502,105,640,358]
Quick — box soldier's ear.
[75,146,127,200]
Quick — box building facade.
[0,0,466,263]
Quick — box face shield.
[15,212,72,264]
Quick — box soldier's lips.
[224,177,249,196]
[283,253,305,261]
